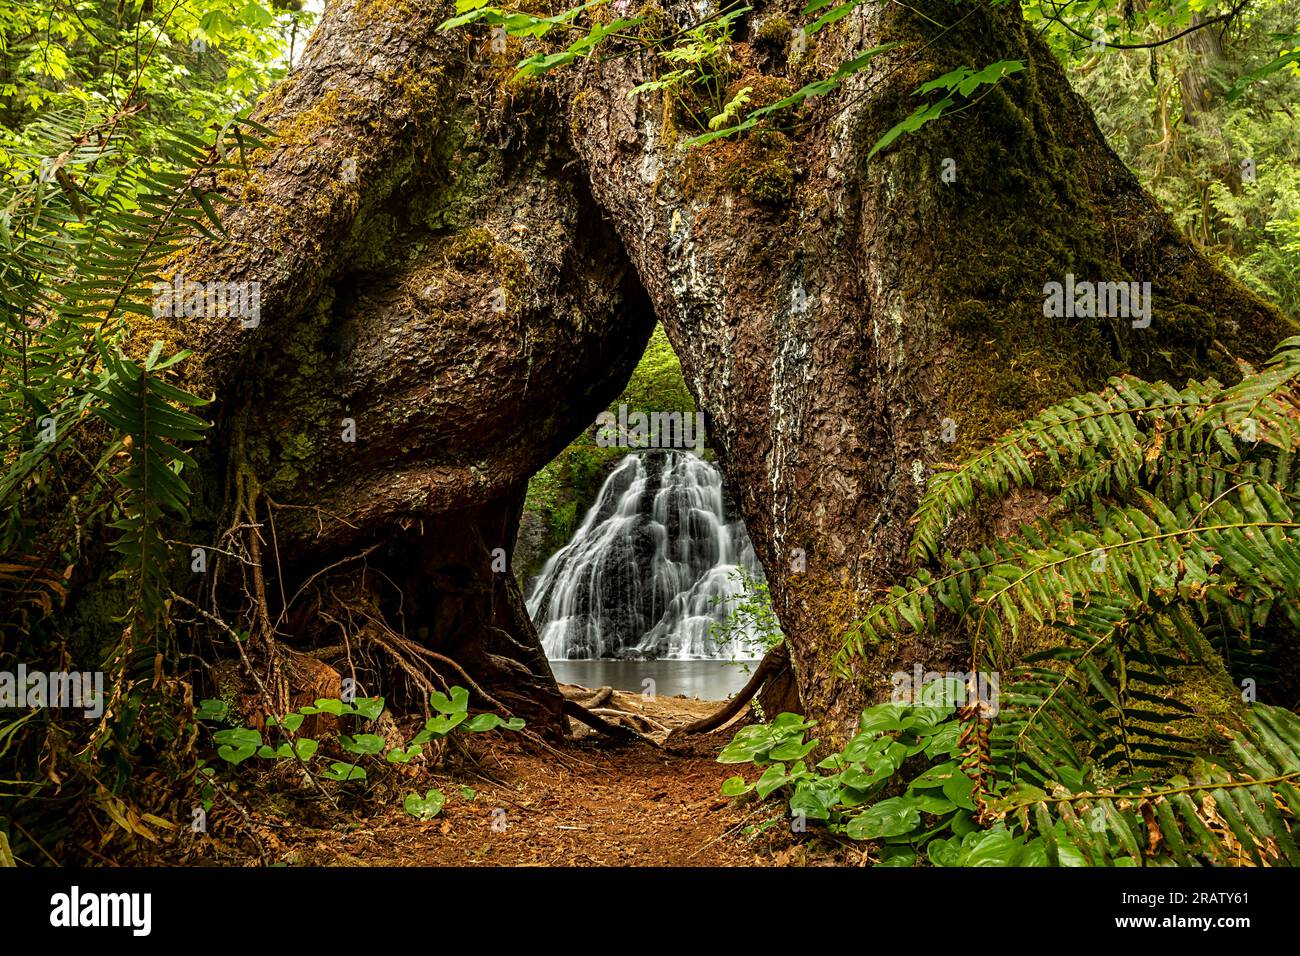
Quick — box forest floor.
[185,686,858,867]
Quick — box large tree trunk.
[154,0,1290,740]
[567,0,1290,736]
[152,0,656,734]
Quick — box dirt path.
[280,738,770,866]
[227,687,795,867]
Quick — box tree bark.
[154,0,1291,741]
[567,0,1292,737]
[155,0,656,734]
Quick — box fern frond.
[911,376,1216,560]
[90,337,209,632]
[840,479,1300,673]
[990,705,1300,866]
[910,337,1300,561]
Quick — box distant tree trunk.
[1179,13,1228,127]
[1174,13,1240,248]
[152,0,1290,741]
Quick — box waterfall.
[526,451,766,660]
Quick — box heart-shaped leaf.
[340,733,385,755]
[352,696,385,721]
[214,728,261,765]
[320,761,366,782]
[386,744,422,763]
[717,725,777,763]
[755,762,789,799]
[721,775,752,796]
[846,797,921,840]
[429,686,469,715]
[403,788,446,820]
[424,712,467,736]
[464,712,505,732]
[463,712,526,733]
[857,704,912,734]
[789,787,831,821]
[769,736,818,761]
[196,699,228,721]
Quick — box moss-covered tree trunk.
[567,0,1291,736]
[156,0,656,735]
[160,0,1289,740]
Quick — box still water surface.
[548,659,755,700]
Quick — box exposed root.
[587,707,670,736]
[562,699,659,746]
[667,643,788,739]
[562,684,614,708]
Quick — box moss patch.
[684,129,796,209]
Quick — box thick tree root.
[667,643,790,740]
[561,684,614,709]
[561,699,660,746]
[587,707,670,735]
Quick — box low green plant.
[722,683,1300,866]
[200,686,525,813]
[627,7,748,131]
[708,567,784,661]
[0,100,268,861]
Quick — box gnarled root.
[667,643,791,740]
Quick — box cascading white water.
[526,451,766,660]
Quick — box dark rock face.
[512,508,553,591]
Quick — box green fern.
[832,337,1300,864]
[988,704,1300,867]
[908,337,1300,563]
[840,338,1300,669]
[1,104,266,630]
[89,337,210,632]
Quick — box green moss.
[273,89,348,146]
[353,0,424,28]
[634,4,671,44]
[738,74,793,113]
[741,158,794,206]
[279,432,314,461]
[445,227,498,270]
[752,16,792,61]
[720,133,795,207]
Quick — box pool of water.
[548,659,756,701]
